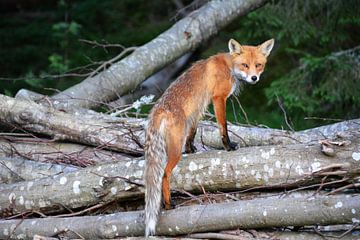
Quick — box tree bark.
[190,229,360,240]
[11,89,360,151]
[0,157,78,184]
[0,138,133,166]
[0,94,143,155]
[49,0,268,109]
[197,118,360,149]
[0,132,358,217]
[0,194,358,239]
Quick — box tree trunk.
[0,194,358,239]
[196,118,360,149]
[0,137,133,166]
[0,94,143,155]
[49,0,268,109]
[108,52,194,109]
[0,157,78,184]
[0,132,358,217]
[11,90,360,151]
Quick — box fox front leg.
[212,96,238,151]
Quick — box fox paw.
[164,199,176,210]
[225,141,238,151]
[185,143,197,153]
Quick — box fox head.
[228,38,274,84]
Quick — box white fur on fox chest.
[228,81,237,98]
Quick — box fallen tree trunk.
[0,157,78,184]
[0,94,143,155]
[0,137,133,166]
[197,118,360,149]
[0,132,358,217]
[190,229,360,240]
[49,0,268,109]
[3,92,359,153]
[108,52,194,108]
[0,194,358,239]
[11,87,360,151]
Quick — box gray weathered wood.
[49,0,268,108]
[0,194,358,239]
[0,157,78,184]
[0,94,143,155]
[108,52,194,108]
[197,118,360,149]
[0,138,133,166]
[0,132,358,216]
[11,89,360,151]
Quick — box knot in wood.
[19,111,33,121]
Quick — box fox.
[144,38,275,236]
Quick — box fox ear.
[259,39,275,57]
[228,39,242,54]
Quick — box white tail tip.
[145,218,156,237]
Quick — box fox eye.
[256,63,262,68]
[242,63,249,68]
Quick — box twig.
[200,184,213,204]
[276,94,295,131]
[90,171,144,187]
[52,202,108,218]
[175,189,203,206]
[89,46,137,77]
[314,176,328,195]
[188,232,248,240]
[0,160,25,181]
[326,182,360,195]
[304,116,344,122]
[313,223,359,239]
[233,95,250,125]
[79,39,126,52]
[285,178,350,195]
[6,210,47,220]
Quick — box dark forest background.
[1,0,359,130]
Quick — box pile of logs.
[0,1,359,238]
[0,93,359,239]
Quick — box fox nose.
[251,76,258,81]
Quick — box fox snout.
[233,69,260,85]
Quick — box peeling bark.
[49,0,268,109]
[0,194,358,239]
[0,94,144,155]
[0,157,78,184]
[0,132,358,217]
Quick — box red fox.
[144,38,274,236]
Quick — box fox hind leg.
[185,122,198,153]
[162,122,185,210]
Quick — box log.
[0,194,358,239]
[108,52,194,108]
[197,118,360,149]
[0,157,78,184]
[0,132,358,216]
[49,0,268,109]
[11,89,360,151]
[0,138,133,166]
[0,94,143,155]
[190,229,360,240]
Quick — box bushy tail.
[144,119,166,237]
